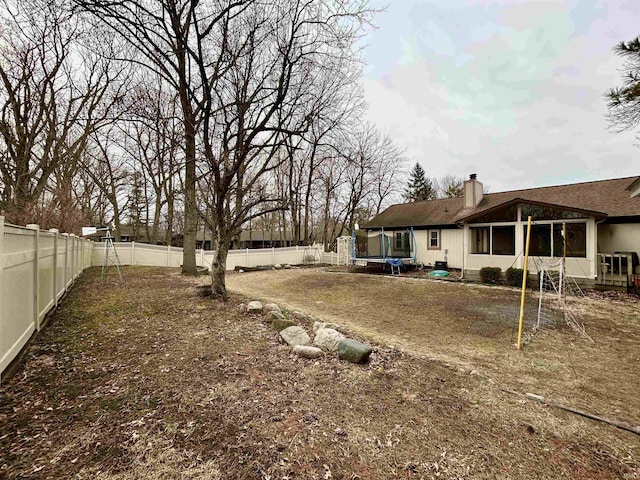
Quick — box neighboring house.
[363,174,640,287]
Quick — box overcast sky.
[361,0,640,193]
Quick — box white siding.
[414,228,464,268]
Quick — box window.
[526,224,551,256]
[524,222,586,258]
[492,226,515,255]
[392,231,411,256]
[521,205,586,221]
[471,227,489,254]
[469,205,518,223]
[553,223,586,257]
[428,230,440,249]
[395,232,403,249]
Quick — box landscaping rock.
[271,319,296,332]
[238,303,247,313]
[313,328,345,352]
[313,321,341,333]
[264,303,281,314]
[267,310,286,322]
[247,301,263,314]
[292,345,324,359]
[274,264,283,270]
[338,338,373,364]
[280,326,310,347]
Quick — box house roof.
[364,175,640,229]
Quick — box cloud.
[362,0,640,192]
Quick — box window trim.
[428,229,440,250]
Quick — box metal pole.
[517,216,532,350]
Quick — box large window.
[553,223,586,257]
[492,226,515,255]
[470,226,514,255]
[524,222,586,258]
[471,227,489,254]
[521,205,586,220]
[527,224,551,256]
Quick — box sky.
[361,0,640,193]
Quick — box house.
[363,174,640,287]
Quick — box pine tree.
[404,162,435,202]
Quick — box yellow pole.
[517,216,532,350]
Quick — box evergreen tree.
[404,162,435,202]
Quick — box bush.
[479,267,502,284]
[505,268,528,287]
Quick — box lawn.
[0,267,638,479]
[227,268,640,425]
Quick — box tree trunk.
[211,234,230,300]
[180,88,197,274]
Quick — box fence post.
[200,248,204,267]
[272,247,275,265]
[26,225,40,330]
[71,235,77,282]
[63,233,69,292]
[246,248,249,267]
[167,244,171,267]
[49,229,59,306]
[131,241,136,266]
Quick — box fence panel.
[1,219,92,382]
[0,224,37,377]
[92,242,336,272]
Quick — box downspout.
[350,228,356,263]
[458,223,465,279]
[411,227,417,263]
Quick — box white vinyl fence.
[1,225,346,381]
[0,218,92,382]
[92,242,346,270]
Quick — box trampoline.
[350,227,417,274]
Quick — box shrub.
[505,268,528,287]
[479,267,502,284]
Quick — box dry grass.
[226,269,640,427]
[0,266,637,479]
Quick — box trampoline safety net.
[353,230,412,259]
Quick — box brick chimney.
[464,173,484,208]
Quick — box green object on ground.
[338,338,373,363]
[429,270,449,277]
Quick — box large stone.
[280,326,311,347]
[313,321,341,333]
[271,318,296,332]
[267,310,286,322]
[338,338,373,364]
[247,301,263,314]
[313,328,345,352]
[292,345,324,359]
[264,303,281,314]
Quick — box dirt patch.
[0,267,638,479]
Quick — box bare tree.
[0,0,125,226]
[196,0,372,298]
[436,174,465,199]
[73,0,252,274]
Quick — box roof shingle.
[364,176,640,229]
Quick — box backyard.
[0,266,638,479]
